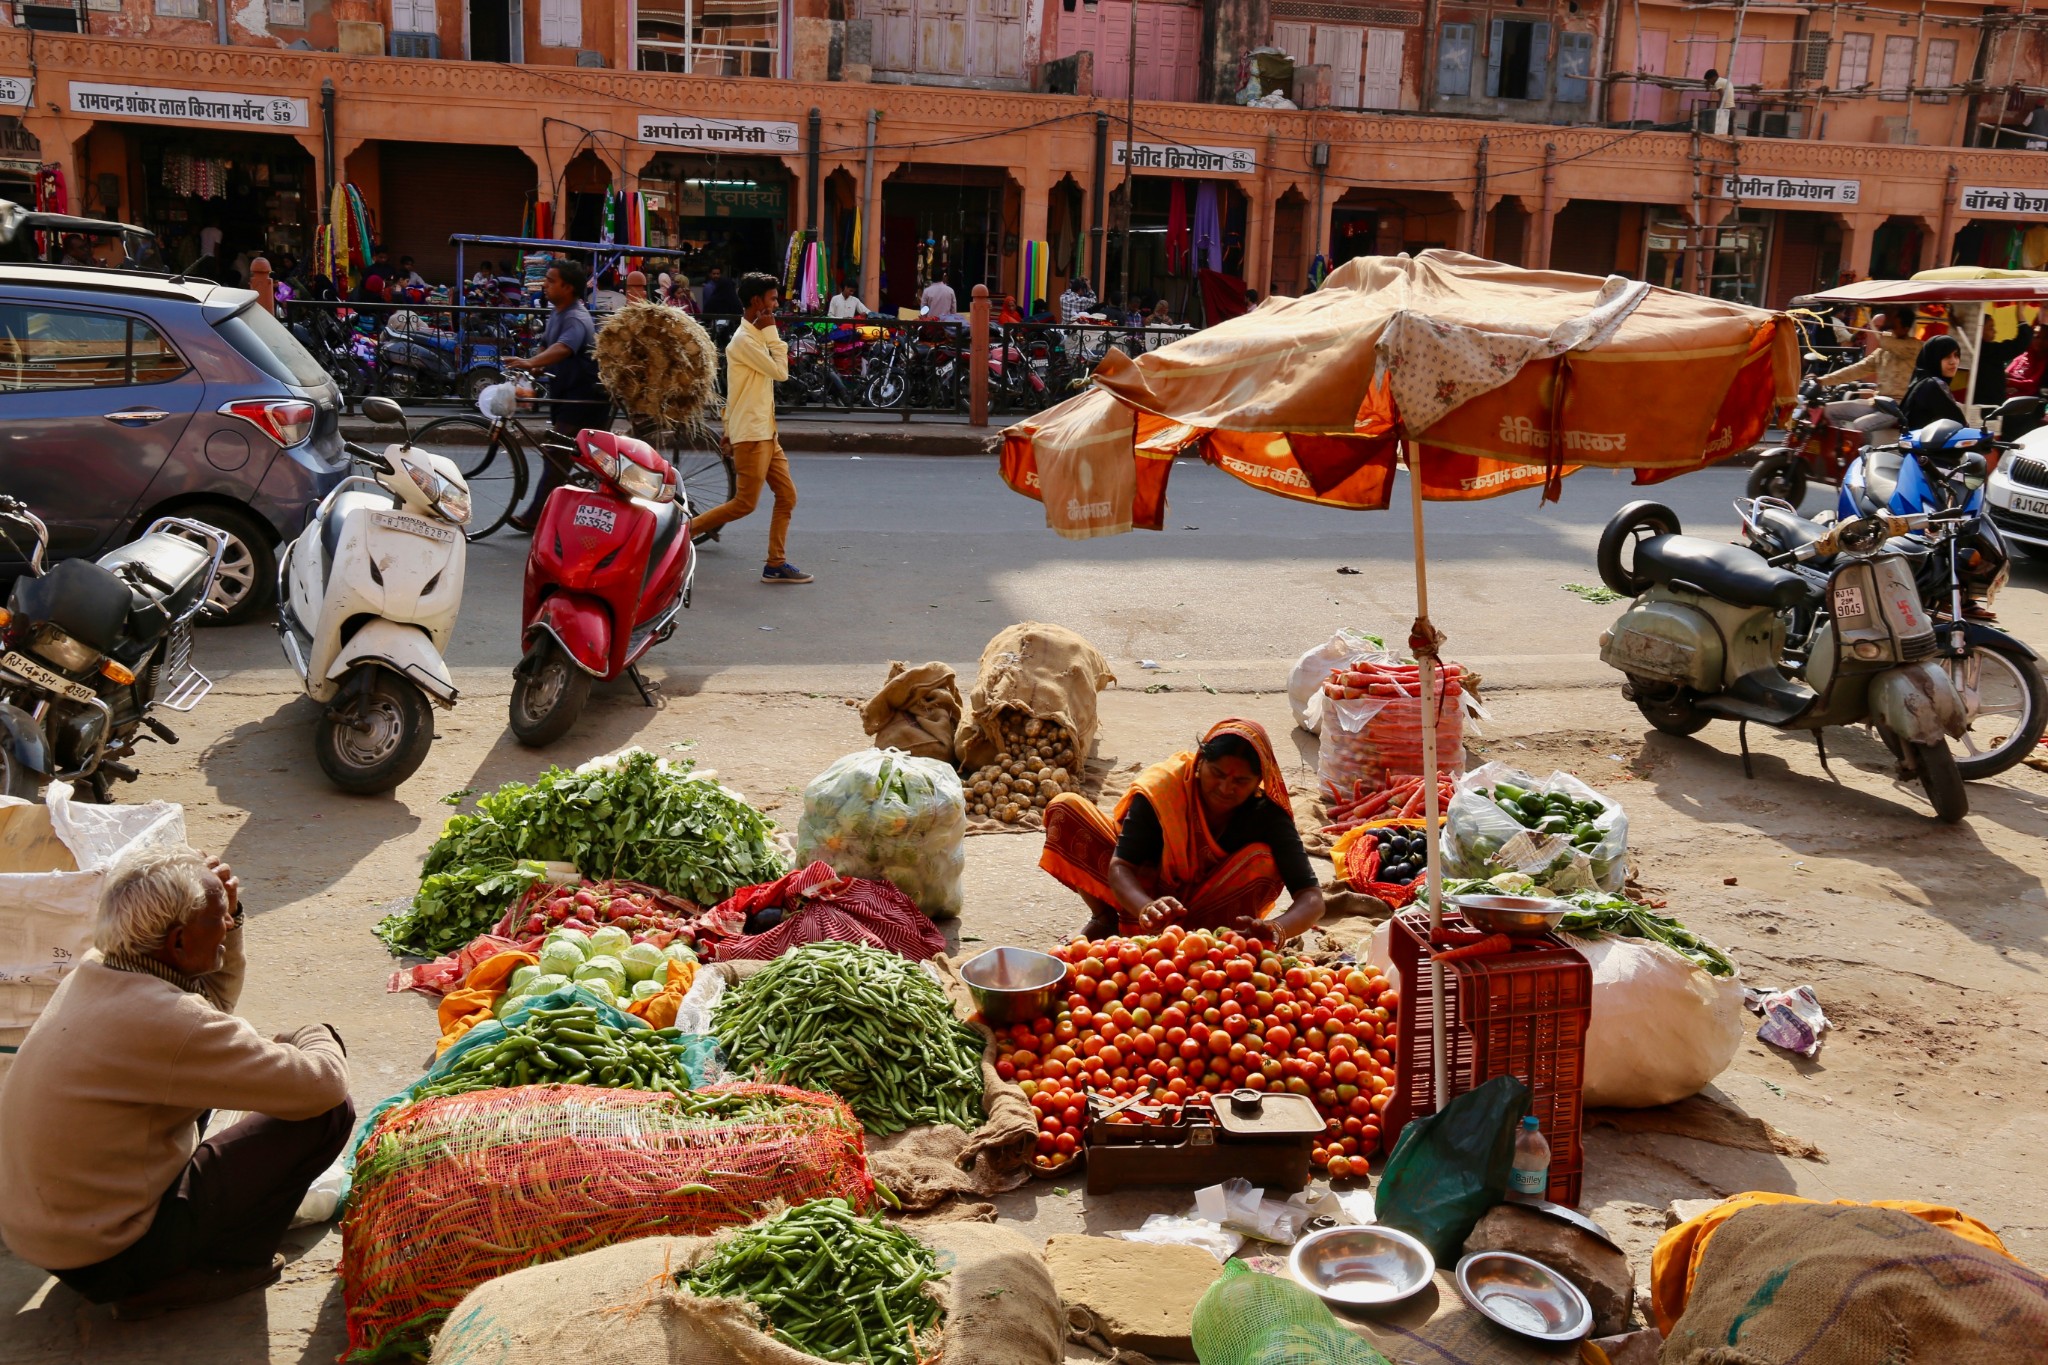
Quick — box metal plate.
[1,651,97,704]
[371,510,458,542]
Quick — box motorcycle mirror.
[1996,395,2043,423]
[1955,452,1990,489]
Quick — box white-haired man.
[0,846,351,1319]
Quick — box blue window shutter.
[1485,17,1505,96]
[1438,23,1473,97]
[1558,32,1591,101]
[1528,22,1551,99]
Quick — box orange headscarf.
[1113,718,1291,893]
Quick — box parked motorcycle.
[1744,374,1903,509]
[379,310,504,404]
[1597,500,1976,822]
[290,306,372,412]
[276,396,470,794]
[1737,492,2047,781]
[510,430,693,746]
[0,498,227,800]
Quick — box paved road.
[208,453,2048,699]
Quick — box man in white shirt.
[921,277,958,317]
[827,282,867,320]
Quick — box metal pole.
[321,80,336,219]
[1406,443,1448,1114]
[1117,0,1138,317]
[861,109,881,312]
[1468,136,1488,255]
[1091,112,1109,288]
[805,107,822,243]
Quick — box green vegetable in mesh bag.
[1190,1262,1393,1365]
[794,748,967,918]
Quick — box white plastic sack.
[1442,762,1627,893]
[1568,934,1746,1108]
[795,749,967,919]
[0,782,185,1031]
[1287,628,1380,734]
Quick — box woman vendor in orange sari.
[1040,719,1325,943]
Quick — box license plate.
[372,510,458,542]
[2007,491,2048,518]
[1,651,97,704]
[1832,583,1867,618]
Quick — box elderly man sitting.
[0,846,352,1319]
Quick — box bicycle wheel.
[665,437,736,544]
[410,415,525,541]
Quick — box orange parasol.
[1003,250,1800,1110]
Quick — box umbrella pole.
[1405,440,1449,1113]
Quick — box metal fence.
[280,297,1204,422]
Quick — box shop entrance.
[1950,218,2048,271]
[0,117,39,208]
[129,129,314,276]
[1870,217,1926,279]
[1103,177,1246,322]
[638,154,791,289]
[880,169,1010,313]
[1764,212,1842,306]
[1329,189,1461,268]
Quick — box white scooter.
[276,396,470,793]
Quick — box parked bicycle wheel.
[664,437,736,544]
[410,415,526,541]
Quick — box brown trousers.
[693,438,796,565]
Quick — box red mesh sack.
[339,1082,873,1362]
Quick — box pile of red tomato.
[992,925,1401,1180]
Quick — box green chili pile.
[682,1198,945,1364]
[414,1001,699,1100]
[711,941,986,1136]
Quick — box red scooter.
[510,430,694,746]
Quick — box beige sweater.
[0,928,349,1270]
[1820,335,1922,401]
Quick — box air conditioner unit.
[576,48,606,66]
[1882,116,1919,145]
[390,31,441,57]
[1758,112,1791,138]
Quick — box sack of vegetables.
[1443,762,1629,893]
[341,1082,873,1361]
[430,1210,1066,1365]
[796,749,967,919]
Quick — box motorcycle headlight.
[30,624,100,673]
[399,453,472,526]
[614,456,672,503]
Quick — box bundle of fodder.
[595,299,721,435]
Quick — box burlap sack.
[1661,1201,2048,1364]
[862,662,964,763]
[430,1221,1064,1365]
[702,956,1038,1209]
[954,623,1115,774]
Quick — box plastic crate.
[1382,907,1590,1207]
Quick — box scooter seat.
[1636,534,1818,611]
[1756,505,1833,554]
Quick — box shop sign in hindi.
[676,181,787,218]
[0,76,32,108]
[638,116,800,152]
[1718,174,1860,205]
[1960,185,2048,216]
[69,82,307,128]
[1112,141,1257,175]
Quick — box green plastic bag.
[1190,1261,1393,1365]
[1373,1074,1530,1265]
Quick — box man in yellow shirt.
[694,272,811,583]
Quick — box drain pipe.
[806,107,822,243]
[1536,142,1556,268]
[321,79,336,216]
[1090,111,1108,288]
[216,0,229,45]
[860,109,880,306]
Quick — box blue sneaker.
[761,561,814,584]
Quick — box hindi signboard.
[638,116,800,152]
[1960,185,2048,217]
[69,82,307,129]
[0,76,32,109]
[1718,174,1861,206]
[1111,141,1257,176]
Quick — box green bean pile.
[682,1199,945,1364]
[711,941,986,1136]
[414,1001,697,1100]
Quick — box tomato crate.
[1382,907,1590,1207]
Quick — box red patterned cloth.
[707,861,947,963]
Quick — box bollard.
[250,256,276,314]
[969,283,990,428]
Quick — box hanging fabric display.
[1308,253,1329,291]
[1165,182,1190,276]
[783,231,805,297]
[1193,183,1223,275]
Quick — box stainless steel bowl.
[1451,893,1568,936]
[959,947,1067,1027]
[1289,1224,1435,1308]
[1454,1251,1593,1341]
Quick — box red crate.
[1382,908,1591,1207]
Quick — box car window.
[0,303,191,391]
[215,303,330,389]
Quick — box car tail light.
[219,399,317,447]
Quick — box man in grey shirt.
[504,258,606,528]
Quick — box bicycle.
[405,377,734,543]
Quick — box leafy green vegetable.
[1555,891,1737,977]
[376,750,786,957]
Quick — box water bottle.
[1508,1115,1550,1200]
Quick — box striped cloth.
[708,862,946,963]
